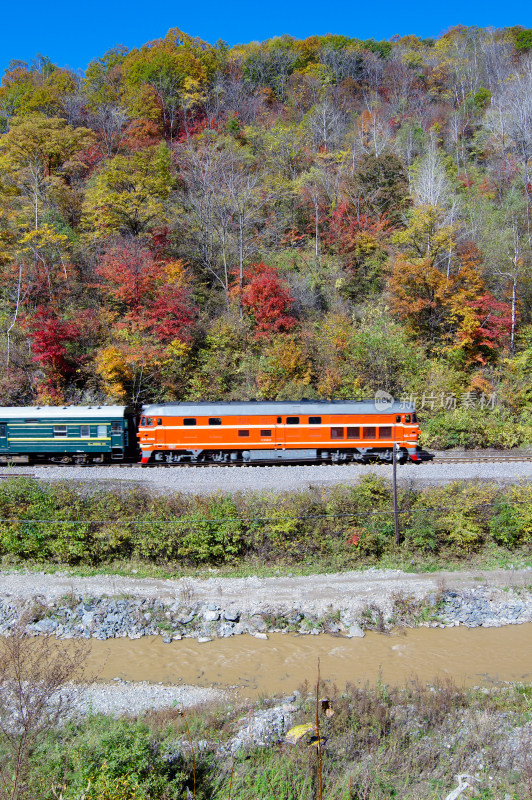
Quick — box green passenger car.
[0,406,137,464]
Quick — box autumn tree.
[0,115,95,231]
[24,306,82,399]
[122,29,219,140]
[82,143,174,238]
[350,151,410,224]
[241,262,297,338]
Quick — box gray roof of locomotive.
[142,400,415,417]
[0,406,130,420]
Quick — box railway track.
[1,451,532,469]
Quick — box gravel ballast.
[2,457,532,493]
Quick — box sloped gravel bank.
[2,567,532,641]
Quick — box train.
[0,400,421,465]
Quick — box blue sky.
[1,0,531,78]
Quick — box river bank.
[2,567,532,641]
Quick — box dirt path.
[2,567,531,617]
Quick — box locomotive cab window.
[330,427,344,439]
[286,417,299,424]
[80,425,90,438]
[396,415,401,422]
[209,418,222,425]
[146,418,153,426]
[363,427,376,439]
[157,419,162,426]
[379,426,392,438]
[347,427,360,439]
[238,430,250,437]
[405,415,411,423]
[183,418,196,426]
[53,426,67,437]
[309,416,321,425]
[412,413,417,423]
[140,416,146,425]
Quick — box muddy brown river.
[76,625,532,698]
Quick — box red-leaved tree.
[145,286,196,344]
[241,263,297,338]
[96,240,163,311]
[25,307,82,399]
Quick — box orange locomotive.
[138,401,420,465]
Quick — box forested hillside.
[1,25,531,448]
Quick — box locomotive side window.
[53,425,67,437]
[363,427,376,439]
[346,427,360,439]
[80,425,90,437]
[157,419,162,426]
[379,426,392,438]
[209,418,222,425]
[277,417,282,423]
[238,430,249,437]
[309,416,321,424]
[183,418,196,426]
[286,417,299,424]
[330,427,344,439]
[111,421,122,433]
[396,415,401,422]
[261,430,272,436]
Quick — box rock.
[326,622,341,634]
[197,636,212,644]
[206,602,219,611]
[219,623,235,638]
[288,612,303,625]
[223,608,240,622]
[31,618,57,634]
[248,615,267,633]
[162,635,172,643]
[254,632,268,640]
[347,624,365,638]
[229,704,297,752]
[203,609,220,623]
[177,612,195,625]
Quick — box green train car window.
[0,424,6,437]
[80,425,90,437]
[54,426,67,437]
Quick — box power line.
[0,499,527,526]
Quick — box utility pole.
[392,443,400,545]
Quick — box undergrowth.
[0,475,531,573]
[10,680,532,800]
